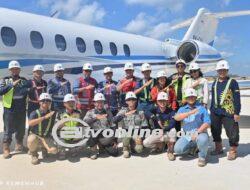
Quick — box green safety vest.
[36,110,52,137]
[62,112,80,127]
[173,74,189,102]
[139,79,155,102]
[3,88,14,108]
[61,112,81,141]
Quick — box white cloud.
[220,51,234,58]
[38,0,106,25]
[214,33,234,58]
[123,12,174,39]
[214,33,232,47]
[73,2,106,25]
[221,0,231,6]
[124,0,188,12]
[123,12,151,34]
[146,22,172,39]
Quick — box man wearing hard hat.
[169,59,190,107]
[27,93,57,165]
[210,60,241,160]
[27,65,47,116]
[0,60,32,159]
[113,91,148,158]
[97,67,120,116]
[117,62,139,107]
[134,63,156,111]
[143,92,177,161]
[174,88,210,167]
[47,64,71,112]
[56,94,82,160]
[84,93,118,160]
[73,63,98,118]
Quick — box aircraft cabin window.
[55,34,66,51]
[76,37,86,53]
[30,31,44,49]
[123,44,130,57]
[110,42,117,56]
[94,40,103,54]
[1,27,16,47]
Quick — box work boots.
[167,142,175,161]
[210,142,224,155]
[15,140,27,153]
[123,146,130,158]
[3,143,11,159]
[227,146,237,160]
[31,152,40,165]
[90,146,99,160]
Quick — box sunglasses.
[176,64,185,68]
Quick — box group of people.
[0,58,241,167]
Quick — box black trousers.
[210,111,239,147]
[3,108,26,144]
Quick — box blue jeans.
[174,133,209,159]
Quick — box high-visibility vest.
[61,112,80,140]
[3,88,14,108]
[62,112,80,127]
[77,77,96,110]
[172,74,189,102]
[214,78,235,115]
[139,79,155,102]
[36,110,52,137]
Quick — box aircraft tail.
[170,8,250,46]
[183,8,218,46]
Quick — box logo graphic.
[52,118,90,148]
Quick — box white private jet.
[0,7,249,80]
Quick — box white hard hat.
[216,60,229,70]
[33,65,45,72]
[63,94,76,103]
[185,88,197,97]
[54,64,64,72]
[157,71,167,78]
[124,62,134,71]
[103,67,113,74]
[176,59,186,65]
[8,60,21,69]
[157,92,169,101]
[125,91,137,100]
[141,63,151,72]
[189,62,200,71]
[39,93,52,101]
[94,93,105,101]
[83,63,93,71]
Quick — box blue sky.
[1,0,250,75]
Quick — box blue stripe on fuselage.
[0,54,221,69]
